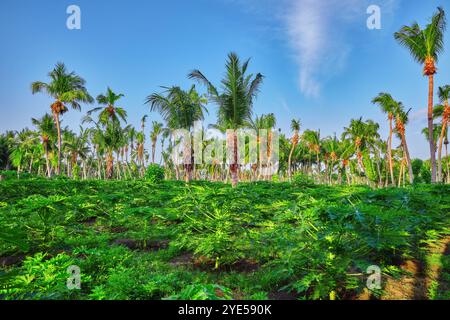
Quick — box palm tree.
[88,87,127,125]
[10,129,37,176]
[31,63,93,174]
[393,104,414,184]
[31,114,56,177]
[343,118,380,177]
[288,119,301,180]
[302,129,321,177]
[189,52,264,187]
[64,128,90,178]
[102,122,124,179]
[146,85,207,182]
[372,93,397,186]
[150,121,164,163]
[394,7,446,183]
[436,85,450,182]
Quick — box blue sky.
[0,0,449,160]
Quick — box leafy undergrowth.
[0,179,448,300]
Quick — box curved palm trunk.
[388,116,395,186]
[52,111,62,175]
[400,133,414,184]
[44,144,51,177]
[437,105,448,182]
[427,74,437,183]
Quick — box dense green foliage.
[0,179,448,300]
[144,164,165,183]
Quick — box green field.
[1,179,448,300]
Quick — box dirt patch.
[381,236,450,300]
[110,226,129,233]
[169,252,194,267]
[0,255,25,267]
[268,290,298,300]
[194,256,260,273]
[111,239,169,251]
[80,217,97,226]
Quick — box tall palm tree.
[372,93,397,186]
[102,122,124,179]
[436,85,450,182]
[146,85,207,182]
[302,129,321,176]
[189,52,264,187]
[88,87,127,125]
[150,121,164,164]
[343,118,380,175]
[393,104,414,184]
[288,119,301,180]
[394,7,446,183]
[31,114,56,177]
[31,63,93,174]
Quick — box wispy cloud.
[283,0,398,97]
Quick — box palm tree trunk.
[152,140,156,164]
[398,157,404,188]
[401,133,414,184]
[106,151,114,179]
[229,131,238,187]
[288,144,295,180]
[437,112,447,182]
[52,111,62,175]
[428,74,437,183]
[388,117,395,186]
[44,144,51,177]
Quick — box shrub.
[292,173,315,186]
[144,164,165,183]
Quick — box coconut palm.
[302,129,321,177]
[436,85,450,182]
[102,122,124,179]
[394,7,446,183]
[9,129,37,176]
[64,128,90,178]
[372,93,397,186]
[343,118,380,175]
[189,52,264,187]
[88,88,127,125]
[31,114,56,177]
[393,104,414,184]
[288,119,301,180]
[31,63,93,174]
[145,85,207,182]
[150,121,164,164]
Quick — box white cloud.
[283,0,398,97]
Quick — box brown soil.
[111,239,169,251]
[169,252,194,267]
[358,236,450,300]
[0,255,25,267]
[80,217,97,226]
[169,253,260,273]
[268,290,299,300]
[110,226,129,233]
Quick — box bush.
[144,164,165,183]
[0,170,33,180]
[292,173,315,186]
[420,166,432,184]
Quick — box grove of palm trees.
[0,4,449,303]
